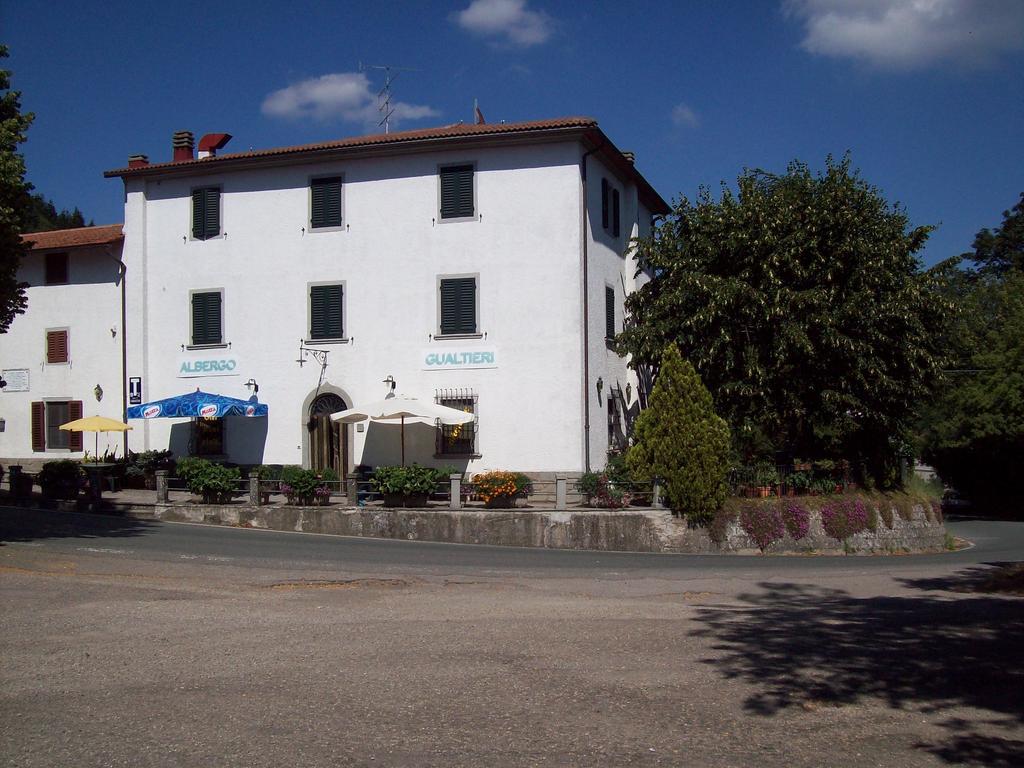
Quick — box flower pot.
[485,496,516,509]
[404,492,428,508]
[383,492,405,508]
[756,486,772,498]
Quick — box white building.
[0,225,127,467]
[6,116,668,478]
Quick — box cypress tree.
[627,344,731,525]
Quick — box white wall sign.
[176,354,241,378]
[1,369,30,392]
[421,347,498,371]
[129,376,142,404]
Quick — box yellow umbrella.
[59,415,132,461]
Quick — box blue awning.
[126,389,268,419]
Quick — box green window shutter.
[192,291,222,345]
[309,284,344,339]
[192,187,220,240]
[601,178,609,230]
[311,177,342,228]
[440,165,474,219]
[612,189,620,237]
[440,278,476,335]
[605,286,615,340]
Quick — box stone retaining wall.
[150,500,947,554]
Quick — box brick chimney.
[128,154,149,168]
[198,133,232,159]
[172,131,194,162]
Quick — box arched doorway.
[308,393,347,478]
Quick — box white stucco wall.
[0,246,125,461]
[123,140,592,472]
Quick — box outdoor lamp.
[245,378,259,395]
[625,382,632,402]
[94,384,103,402]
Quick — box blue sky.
[5,0,1023,266]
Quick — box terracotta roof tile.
[22,224,124,251]
[105,117,599,177]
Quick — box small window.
[45,253,68,284]
[191,291,223,346]
[439,277,477,336]
[601,178,609,230]
[46,329,69,364]
[436,390,477,456]
[191,186,221,240]
[612,189,621,238]
[605,286,615,340]
[309,284,344,340]
[32,400,82,451]
[440,164,475,220]
[194,417,224,456]
[310,177,342,229]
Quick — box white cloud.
[784,0,1024,69]
[454,0,554,47]
[261,72,439,127]
[671,103,699,128]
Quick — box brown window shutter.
[68,401,83,451]
[46,330,68,363]
[31,402,45,451]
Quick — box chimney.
[622,151,635,165]
[198,133,232,159]
[128,154,149,168]
[172,130,194,162]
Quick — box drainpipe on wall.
[580,141,604,473]
[103,244,128,456]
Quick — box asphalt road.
[2,508,1022,767]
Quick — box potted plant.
[180,459,240,504]
[787,470,812,496]
[279,465,328,506]
[472,470,533,509]
[37,459,83,501]
[753,463,779,498]
[370,465,444,507]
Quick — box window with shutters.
[612,189,621,238]
[45,329,69,364]
[438,275,478,336]
[310,176,342,229]
[191,186,221,240]
[32,400,82,451]
[308,283,345,341]
[190,290,223,347]
[605,285,616,341]
[439,164,475,220]
[45,252,69,284]
[435,389,478,457]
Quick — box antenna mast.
[359,62,418,134]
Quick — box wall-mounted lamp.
[0,375,7,389]
[94,384,103,402]
[244,378,259,395]
[383,375,397,398]
[596,376,604,400]
[625,382,632,402]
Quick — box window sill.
[186,343,229,350]
[304,337,349,345]
[434,333,483,340]
[438,214,478,224]
[434,453,482,460]
[308,224,345,233]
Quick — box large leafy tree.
[919,194,1024,502]
[619,156,951,486]
[0,45,33,332]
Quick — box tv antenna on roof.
[359,62,418,134]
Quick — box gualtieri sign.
[421,347,497,371]
[177,355,240,378]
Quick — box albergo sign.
[177,353,241,378]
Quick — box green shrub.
[575,471,601,502]
[370,465,447,496]
[176,456,210,485]
[627,345,731,526]
[709,506,738,545]
[182,460,240,503]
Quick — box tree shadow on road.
[0,506,153,546]
[691,578,1024,766]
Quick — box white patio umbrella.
[331,395,474,466]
